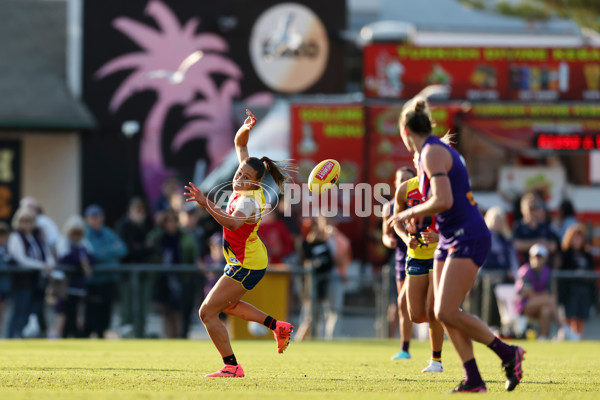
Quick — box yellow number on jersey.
[466,191,477,206]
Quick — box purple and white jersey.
[418,135,489,243]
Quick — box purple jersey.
[419,135,491,266]
[390,201,407,270]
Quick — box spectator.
[513,192,558,265]
[202,233,225,297]
[295,216,335,340]
[560,224,596,339]
[515,244,573,340]
[483,206,519,280]
[83,204,128,338]
[20,197,61,253]
[555,199,578,240]
[259,210,295,264]
[54,215,94,338]
[0,222,12,336]
[325,219,351,340]
[115,197,153,337]
[146,210,198,338]
[179,206,220,261]
[155,176,181,214]
[482,206,520,329]
[200,233,227,324]
[6,208,56,338]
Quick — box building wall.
[21,132,80,229]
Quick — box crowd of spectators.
[482,192,598,340]
[0,179,355,340]
[1,181,596,341]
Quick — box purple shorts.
[396,268,406,282]
[434,232,491,267]
[395,256,407,282]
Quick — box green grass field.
[0,339,599,399]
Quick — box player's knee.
[198,304,213,323]
[434,306,454,326]
[409,309,427,324]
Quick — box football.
[307,159,341,193]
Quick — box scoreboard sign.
[535,133,600,151]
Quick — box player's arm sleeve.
[235,197,260,221]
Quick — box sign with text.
[535,133,600,151]
[0,140,21,223]
[364,44,600,101]
[290,104,366,257]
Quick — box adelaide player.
[184,109,295,378]
[382,167,415,360]
[392,155,445,374]
[388,97,525,393]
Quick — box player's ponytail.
[399,84,448,136]
[400,97,434,135]
[260,156,297,192]
[245,156,297,192]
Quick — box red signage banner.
[290,104,367,257]
[363,44,600,101]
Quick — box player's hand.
[387,209,412,228]
[406,235,419,249]
[243,109,257,132]
[184,182,207,207]
[405,219,417,234]
[420,228,438,244]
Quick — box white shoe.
[559,325,581,341]
[422,360,443,373]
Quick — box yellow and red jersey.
[222,188,268,270]
[405,177,438,260]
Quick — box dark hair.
[399,95,438,137]
[244,156,297,192]
[559,199,575,218]
[397,166,416,178]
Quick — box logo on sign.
[249,3,329,93]
[316,161,334,180]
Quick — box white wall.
[22,132,81,229]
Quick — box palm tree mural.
[96,0,243,207]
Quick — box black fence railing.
[1,264,599,339]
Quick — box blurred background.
[0,0,599,341]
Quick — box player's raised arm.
[234,109,256,163]
[183,182,246,231]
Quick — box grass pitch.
[0,339,599,399]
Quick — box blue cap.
[84,204,104,217]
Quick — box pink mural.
[95,0,244,207]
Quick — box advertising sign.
[290,104,366,256]
[364,44,600,101]
[0,141,20,223]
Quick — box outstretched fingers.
[184,182,200,202]
[245,109,257,129]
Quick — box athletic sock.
[223,354,237,366]
[402,341,410,352]
[487,337,514,363]
[263,316,278,330]
[463,358,484,387]
[432,350,441,362]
